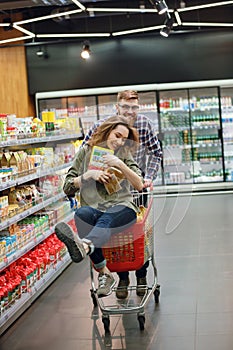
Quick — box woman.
[55,116,143,297]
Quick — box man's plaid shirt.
[82,114,162,181]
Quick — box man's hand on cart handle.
[143,179,153,189]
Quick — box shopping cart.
[89,192,160,333]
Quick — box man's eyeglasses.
[118,104,140,111]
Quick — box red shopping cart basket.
[102,198,153,273]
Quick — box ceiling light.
[37,33,110,38]
[86,7,157,13]
[148,0,168,14]
[36,46,49,59]
[180,0,186,8]
[112,25,164,36]
[174,11,182,26]
[0,36,31,45]
[81,42,91,59]
[178,1,233,12]
[36,47,44,57]
[182,22,233,27]
[139,1,146,9]
[160,15,174,37]
[72,0,86,11]
[14,9,82,25]
[13,24,35,37]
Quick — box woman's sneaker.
[97,273,115,298]
[55,222,86,263]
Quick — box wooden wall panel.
[0,14,35,118]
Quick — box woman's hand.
[85,169,112,183]
[104,154,143,192]
[103,154,122,168]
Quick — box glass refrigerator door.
[220,87,233,181]
[138,91,162,185]
[189,87,224,183]
[38,97,68,119]
[67,95,97,136]
[159,89,192,185]
[98,94,118,118]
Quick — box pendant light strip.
[14,9,82,25]
[86,7,158,13]
[72,0,86,11]
[0,36,32,45]
[178,0,233,12]
[13,24,35,37]
[37,33,111,38]
[183,22,233,27]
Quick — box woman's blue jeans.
[74,205,136,269]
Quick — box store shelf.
[1,133,82,147]
[0,192,65,231]
[0,253,72,335]
[0,162,72,191]
[0,211,74,272]
[0,128,77,336]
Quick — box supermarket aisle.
[1,192,233,350]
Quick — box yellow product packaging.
[88,146,114,171]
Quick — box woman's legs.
[56,205,136,298]
[80,205,136,247]
[74,205,136,267]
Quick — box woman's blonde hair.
[87,115,139,153]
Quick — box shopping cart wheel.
[154,285,160,304]
[102,315,110,334]
[90,289,98,307]
[137,314,145,331]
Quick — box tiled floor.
[1,192,233,350]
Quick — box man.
[82,90,162,299]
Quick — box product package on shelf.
[0,118,77,331]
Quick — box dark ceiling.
[0,0,233,46]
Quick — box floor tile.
[1,193,233,350]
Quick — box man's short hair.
[117,90,139,102]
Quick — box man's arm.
[144,122,163,183]
[81,118,106,146]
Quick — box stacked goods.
[0,233,67,316]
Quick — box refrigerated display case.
[67,95,97,135]
[35,79,233,189]
[37,95,98,136]
[220,87,233,181]
[159,87,224,185]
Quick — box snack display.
[0,112,77,328]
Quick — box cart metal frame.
[89,193,160,332]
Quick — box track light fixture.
[148,0,168,15]
[81,42,91,59]
[36,47,44,56]
[36,46,49,59]
[160,13,174,37]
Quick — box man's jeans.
[74,205,136,268]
